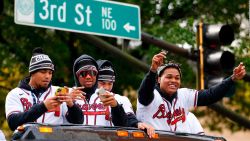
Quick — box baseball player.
[136,51,246,133]
[5,48,83,131]
[72,55,128,126]
[96,59,155,137]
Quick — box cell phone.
[55,87,69,102]
[97,87,107,101]
[97,87,106,95]
[55,87,69,96]
[161,49,168,55]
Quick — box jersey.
[136,88,198,132]
[75,88,134,126]
[119,95,135,115]
[0,130,6,141]
[5,86,68,124]
[186,112,204,135]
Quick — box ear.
[157,77,161,84]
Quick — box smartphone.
[55,87,69,101]
[161,49,168,64]
[161,49,168,55]
[97,87,107,101]
[55,87,69,96]
[97,87,106,95]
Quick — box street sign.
[15,0,141,40]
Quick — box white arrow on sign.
[123,22,136,33]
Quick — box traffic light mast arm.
[197,22,204,90]
[141,32,197,60]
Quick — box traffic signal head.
[198,24,235,90]
[203,24,235,49]
[205,50,235,74]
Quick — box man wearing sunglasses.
[72,55,128,126]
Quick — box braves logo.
[20,98,32,111]
[78,103,105,111]
[153,104,172,119]
[76,103,110,121]
[153,104,186,125]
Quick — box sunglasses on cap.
[164,62,181,68]
[77,70,98,78]
[158,61,182,77]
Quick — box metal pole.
[141,32,197,61]
[209,103,250,129]
[80,34,149,72]
[197,22,205,90]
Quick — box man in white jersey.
[72,55,128,126]
[96,59,155,138]
[136,51,245,133]
[5,48,83,131]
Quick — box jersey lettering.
[153,104,186,125]
[20,98,32,111]
[153,104,171,119]
[79,103,105,111]
[171,107,186,125]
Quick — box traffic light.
[197,23,235,90]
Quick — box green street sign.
[15,0,141,40]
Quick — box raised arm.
[197,63,246,106]
[138,51,166,106]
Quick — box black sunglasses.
[77,70,98,78]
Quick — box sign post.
[15,0,141,40]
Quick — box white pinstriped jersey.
[136,88,198,132]
[5,86,69,124]
[75,88,134,126]
[0,130,6,141]
[186,112,204,135]
[120,95,135,115]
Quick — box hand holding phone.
[56,87,69,95]
[97,87,117,107]
[97,87,106,101]
[55,87,69,101]
[71,86,86,100]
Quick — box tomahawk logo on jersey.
[5,86,69,124]
[75,88,134,126]
[137,88,198,132]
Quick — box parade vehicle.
[12,123,226,141]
